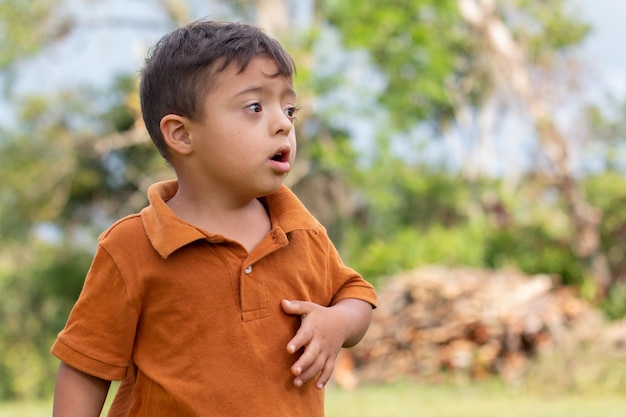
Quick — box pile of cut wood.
[335,266,605,388]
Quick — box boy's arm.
[281,298,373,389]
[53,361,111,417]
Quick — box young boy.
[51,20,377,416]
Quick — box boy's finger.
[290,338,319,375]
[280,299,314,317]
[286,321,314,354]
[293,353,326,387]
[315,358,336,389]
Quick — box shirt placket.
[240,228,289,322]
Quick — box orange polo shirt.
[52,180,377,417]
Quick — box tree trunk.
[457,0,612,297]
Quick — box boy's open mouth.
[270,149,289,163]
[268,147,292,174]
[271,152,286,162]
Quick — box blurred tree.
[0,0,72,92]
[584,98,626,315]
[0,0,177,400]
[319,0,616,299]
[320,0,470,129]
[456,0,610,297]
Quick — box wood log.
[335,266,603,387]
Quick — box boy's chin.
[253,179,286,199]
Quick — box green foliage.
[356,148,470,231]
[321,0,469,128]
[308,126,359,174]
[103,75,139,133]
[346,223,488,285]
[510,0,590,59]
[339,149,618,293]
[484,226,584,285]
[601,283,626,321]
[586,99,626,173]
[586,175,626,261]
[0,86,125,238]
[0,244,92,400]
[337,152,489,283]
[0,80,161,401]
[0,78,164,238]
[0,0,72,92]
[584,173,626,316]
[0,0,48,65]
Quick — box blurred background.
[1,0,625,415]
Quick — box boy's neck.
[166,181,272,253]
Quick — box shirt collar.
[141,180,319,259]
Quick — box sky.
[573,0,626,100]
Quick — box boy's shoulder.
[98,213,145,244]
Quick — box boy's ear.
[160,114,193,156]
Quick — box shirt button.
[244,265,253,274]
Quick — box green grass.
[0,400,52,417]
[325,380,626,417]
[3,381,626,416]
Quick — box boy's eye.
[285,106,300,119]
[247,102,263,112]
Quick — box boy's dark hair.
[139,20,296,159]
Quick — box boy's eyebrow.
[235,85,297,100]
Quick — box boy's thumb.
[281,299,305,316]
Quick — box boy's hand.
[280,298,372,390]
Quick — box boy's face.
[186,56,298,200]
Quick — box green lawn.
[0,401,52,417]
[3,381,626,416]
[325,381,626,417]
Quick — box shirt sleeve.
[51,244,139,381]
[323,229,378,309]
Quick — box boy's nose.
[272,107,293,136]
